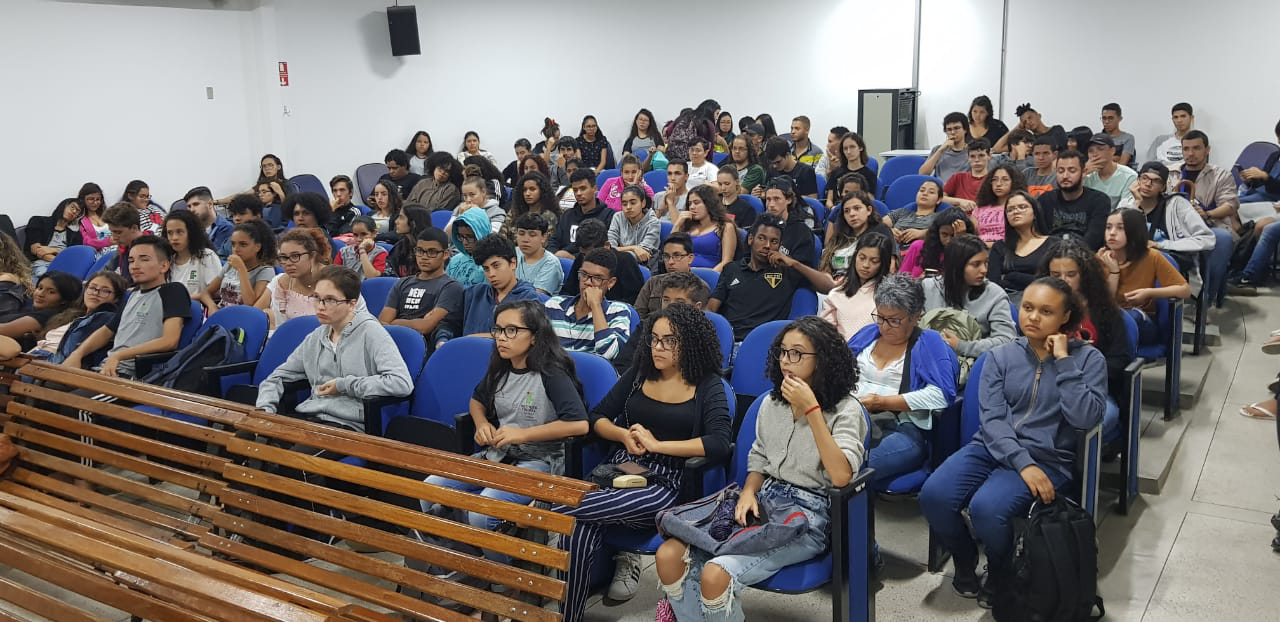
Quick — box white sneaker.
[606,552,642,601]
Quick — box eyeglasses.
[871,312,908,328]
[579,272,610,286]
[490,325,533,340]
[277,251,312,264]
[455,232,477,242]
[309,296,355,308]
[661,252,691,262]
[414,248,446,258]
[772,347,816,364]
[85,286,115,296]
[649,334,680,351]
[1005,203,1033,214]
[1138,175,1164,185]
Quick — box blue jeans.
[1206,227,1233,306]
[919,442,1071,572]
[868,420,928,490]
[422,456,552,561]
[1243,220,1280,281]
[1102,397,1121,445]
[1126,308,1160,347]
[663,479,829,622]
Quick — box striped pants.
[552,483,678,622]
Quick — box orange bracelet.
[804,404,821,416]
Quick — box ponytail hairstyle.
[540,117,560,139]
[620,185,653,214]
[235,220,278,265]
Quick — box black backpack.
[141,324,246,394]
[993,497,1105,622]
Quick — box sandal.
[1239,402,1277,420]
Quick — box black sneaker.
[977,569,1003,609]
[952,562,980,598]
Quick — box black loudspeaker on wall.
[387,5,420,56]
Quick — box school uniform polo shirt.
[712,258,801,341]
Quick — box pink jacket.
[597,177,654,212]
[79,215,114,251]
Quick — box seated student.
[552,303,731,619]
[1146,102,1195,168]
[1083,134,1139,209]
[406,130,434,176]
[63,235,192,378]
[120,180,165,236]
[1038,150,1111,249]
[444,205,493,288]
[456,235,541,341]
[920,277,1106,606]
[512,213,563,296]
[1096,209,1191,344]
[1116,162,1215,277]
[655,315,864,621]
[656,159,692,223]
[183,186,233,259]
[544,248,633,360]
[30,270,126,363]
[550,137,579,190]
[1023,135,1060,197]
[0,271,80,351]
[972,163,1028,244]
[382,204,432,278]
[1165,130,1238,308]
[462,155,508,207]
[163,210,222,315]
[597,154,655,212]
[824,131,879,207]
[257,228,368,329]
[848,273,956,489]
[821,232,895,341]
[226,192,265,227]
[995,103,1067,154]
[608,185,661,263]
[920,112,972,182]
[327,175,360,236]
[555,157,585,211]
[635,232,696,319]
[969,97,1006,146]
[1042,240,1131,441]
[0,234,32,307]
[333,215,388,281]
[676,185,737,272]
[1237,119,1280,205]
[255,182,286,227]
[549,168,615,259]
[942,139,993,213]
[761,177,818,266]
[685,138,720,187]
[922,234,1017,361]
[207,220,276,309]
[102,202,143,285]
[1065,126,1093,156]
[501,138,532,188]
[380,226,463,347]
[367,180,403,239]
[378,149,424,199]
[820,189,895,276]
[622,108,666,169]
[763,136,820,198]
[990,129,1034,172]
[26,198,84,278]
[502,171,561,241]
[728,135,767,196]
[885,179,945,246]
[708,215,836,343]
[407,152,463,213]
[421,299,588,554]
[613,271,711,373]
[287,191,333,231]
[77,182,115,256]
[457,131,501,169]
[559,220,646,306]
[215,154,289,207]
[900,210,977,278]
[1100,103,1136,166]
[577,115,615,174]
[717,164,757,228]
[787,115,824,166]
[987,191,1059,299]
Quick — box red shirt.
[943,171,986,202]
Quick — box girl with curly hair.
[552,302,732,621]
[656,315,866,621]
[898,209,976,278]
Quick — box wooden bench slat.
[212,493,564,601]
[0,477,205,543]
[17,363,249,427]
[225,436,575,535]
[238,416,593,505]
[0,574,110,622]
[5,470,208,540]
[9,383,234,447]
[13,449,221,519]
[221,465,567,570]
[109,568,327,622]
[327,605,403,622]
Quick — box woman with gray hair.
[846,273,960,490]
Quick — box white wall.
[915,0,1003,147]
[1,0,270,225]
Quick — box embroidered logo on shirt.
[764,272,783,288]
[729,278,741,287]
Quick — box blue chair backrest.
[253,315,321,385]
[712,151,728,165]
[179,300,204,348]
[628,305,641,335]
[1233,141,1280,186]
[638,265,651,281]
[170,199,188,212]
[811,234,823,268]
[569,351,618,409]
[866,156,880,174]
[704,310,733,369]
[877,155,928,195]
[289,174,329,200]
[659,221,674,244]
[414,336,493,423]
[203,305,269,360]
[356,205,373,215]
[88,250,117,276]
[692,267,719,291]
[871,199,890,217]
[46,245,96,280]
[386,323,428,379]
[361,277,399,318]
[741,195,764,214]
[730,319,789,398]
[815,175,827,199]
[960,353,989,442]
[263,205,284,228]
[884,175,942,212]
[789,288,818,319]
[731,394,770,483]
[430,210,452,231]
[559,256,574,279]
[1120,307,1139,361]
[355,163,390,201]
[376,241,394,254]
[596,169,621,188]
[644,170,669,193]
[634,149,648,161]
[330,238,346,261]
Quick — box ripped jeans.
[662,478,829,621]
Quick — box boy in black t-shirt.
[558,220,645,305]
[762,136,819,198]
[379,226,463,346]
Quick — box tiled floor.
[583,290,1280,621]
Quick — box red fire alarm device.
[278,62,289,86]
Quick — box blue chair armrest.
[680,446,733,502]
[455,412,475,456]
[1164,297,1185,419]
[1072,424,1103,523]
[829,468,876,622]
[362,394,413,436]
[1116,357,1144,514]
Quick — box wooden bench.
[0,361,595,622]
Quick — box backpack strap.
[896,327,923,396]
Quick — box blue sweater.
[977,337,1107,478]
[847,324,959,407]
[457,279,541,338]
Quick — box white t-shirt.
[169,249,223,298]
[686,161,720,188]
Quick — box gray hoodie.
[257,311,414,428]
